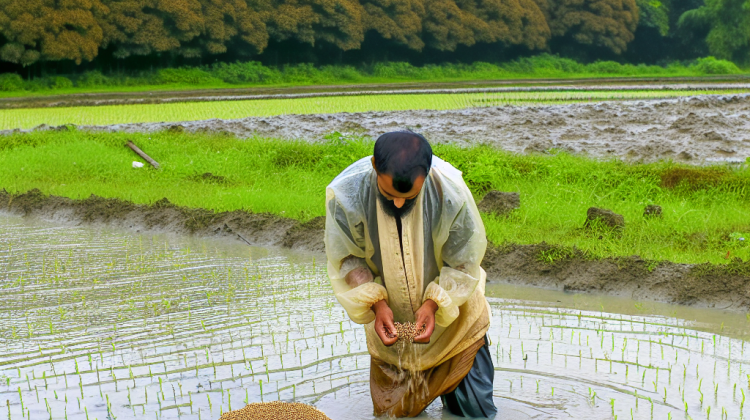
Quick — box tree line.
[0,0,747,70]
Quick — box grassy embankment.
[0,55,746,98]
[2,88,747,130]
[2,130,749,265]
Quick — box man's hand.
[372,300,398,346]
[413,300,438,344]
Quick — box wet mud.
[3,188,749,312]
[88,93,750,163]
[3,76,747,109]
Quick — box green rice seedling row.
[0,89,744,130]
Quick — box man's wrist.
[423,299,438,313]
[372,299,388,314]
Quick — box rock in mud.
[643,205,663,218]
[477,191,520,216]
[584,207,624,229]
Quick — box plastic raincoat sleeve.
[325,189,388,325]
[423,187,487,328]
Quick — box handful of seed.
[219,402,332,420]
[394,322,426,343]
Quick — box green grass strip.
[0,89,744,130]
[1,129,749,265]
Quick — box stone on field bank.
[584,207,624,229]
[643,205,663,218]
[477,191,520,216]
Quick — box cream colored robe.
[325,156,490,372]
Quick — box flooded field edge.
[3,76,748,110]
[3,188,748,312]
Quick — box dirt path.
[86,93,750,164]
[3,189,748,312]
[3,76,747,109]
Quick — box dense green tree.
[422,0,549,51]
[534,0,639,54]
[200,0,268,55]
[0,0,106,65]
[636,0,669,36]
[361,0,425,50]
[261,0,366,50]
[454,0,550,49]
[98,0,204,58]
[421,0,475,50]
[679,0,750,63]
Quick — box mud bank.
[85,93,750,164]
[3,76,747,109]
[3,189,748,311]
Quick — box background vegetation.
[0,54,743,95]
[0,0,747,79]
[2,130,748,264]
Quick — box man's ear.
[371,156,377,171]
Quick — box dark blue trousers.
[440,336,497,418]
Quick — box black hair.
[373,130,433,193]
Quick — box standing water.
[0,214,748,419]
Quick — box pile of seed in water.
[219,402,332,420]
[394,322,426,343]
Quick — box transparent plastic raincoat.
[325,156,491,372]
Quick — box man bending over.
[324,131,497,417]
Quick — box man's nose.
[394,198,406,208]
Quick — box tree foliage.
[261,0,366,50]
[636,0,669,36]
[0,0,742,66]
[534,0,639,54]
[0,0,106,65]
[679,0,750,63]
[362,0,424,49]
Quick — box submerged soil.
[85,93,750,164]
[3,76,747,109]
[3,189,748,312]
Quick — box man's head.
[371,131,433,218]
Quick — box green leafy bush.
[156,68,220,85]
[51,76,73,90]
[0,73,23,91]
[76,71,111,88]
[211,61,282,84]
[691,57,741,74]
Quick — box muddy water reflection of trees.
[0,216,747,419]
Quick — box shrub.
[691,56,741,75]
[24,79,50,91]
[0,73,24,91]
[319,65,363,82]
[372,62,419,78]
[282,63,327,83]
[51,76,73,90]
[156,67,220,85]
[211,61,282,84]
[76,71,111,88]
[588,61,625,74]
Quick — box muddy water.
[0,215,748,420]
[90,93,750,164]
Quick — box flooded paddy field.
[1,214,749,419]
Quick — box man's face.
[375,171,426,219]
